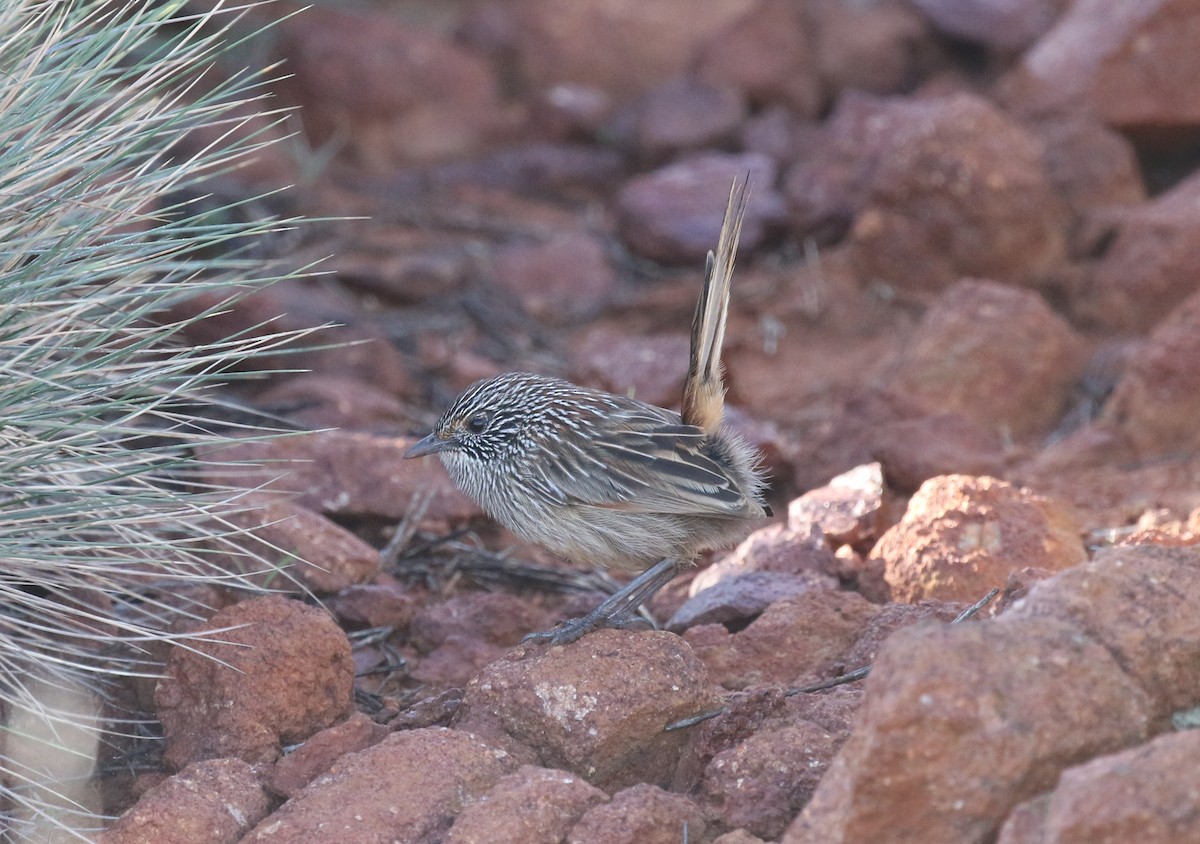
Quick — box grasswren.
[407,179,770,644]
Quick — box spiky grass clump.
[0,0,316,836]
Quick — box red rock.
[1016,419,1137,481]
[714,832,767,844]
[156,596,355,770]
[807,0,935,97]
[699,715,840,840]
[997,797,1049,844]
[409,592,554,689]
[667,570,836,632]
[785,93,1067,292]
[684,590,880,689]
[874,475,1086,604]
[1007,544,1200,725]
[410,637,513,691]
[256,374,410,430]
[492,231,618,325]
[456,1,520,61]
[569,783,709,844]
[508,0,757,101]
[741,106,806,165]
[1013,422,1200,535]
[1102,290,1200,456]
[330,581,417,631]
[1120,527,1200,548]
[1004,0,1200,132]
[674,685,790,786]
[839,599,963,668]
[329,230,474,306]
[526,84,615,141]
[691,523,839,596]
[1070,171,1200,333]
[210,430,481,525]
[889,279,1085,438]
[996,730,1200,844]
[452,630,720,792]
[910,0,1067,51]
[410,592,552,652]
[99,758,270,844]
[570,327,691,408]
[267,713,389,798]
[872,412,1006,494]
[222,495,380,595]
[1028,115,1145,224]
[616,152,785,263]
[621,78,746,161]
[674,686,862,792]
[786,389,928,494]
[831,544,890,603]
[242,728,514,843]
[445,765,608,844]
[782,617,1152,844]
[788,463,886,550]
[1112,506,1200,546]
[694,0,822,115]
[275,7,502,168]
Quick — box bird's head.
[405,372,554,464]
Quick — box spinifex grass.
[0,0,321,836]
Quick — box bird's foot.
[521,558,679,646]
[522,607,652,646]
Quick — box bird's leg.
[523,558,682,646]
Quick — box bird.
[406,178,771,644]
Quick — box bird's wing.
[519,405,753,517]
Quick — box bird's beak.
[404,432,454,459]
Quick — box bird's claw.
[522,611,653,646]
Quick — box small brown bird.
[406,179,770,644]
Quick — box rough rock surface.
[782,617,1152,843]
[1005,0,1200,131]
[224,494,381,594]
[569,783,710,844]
[242,728,514,843]
[1006,544,1200,724]
[617,152,785,262]
[275,6,501,167]
[445,765,608,844]
[267,713,388,798]
[996,729,1200,844]
[1103,289,1200,456]
[684,590,881,689]
[100,759,270,844]
[508,0,757,100]
[453,630,720,791]
[910,0,1067,51]
[1070,171,1200,332]
[889,279,1085,438]
[874,474,1087,604]
[155,596,355,770]
[785,93,1067,293]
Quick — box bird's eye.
[466,412,489,434]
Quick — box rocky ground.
[96,1,1200,842]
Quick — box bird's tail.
[682,177,750,434]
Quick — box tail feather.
[682,177,750,433]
